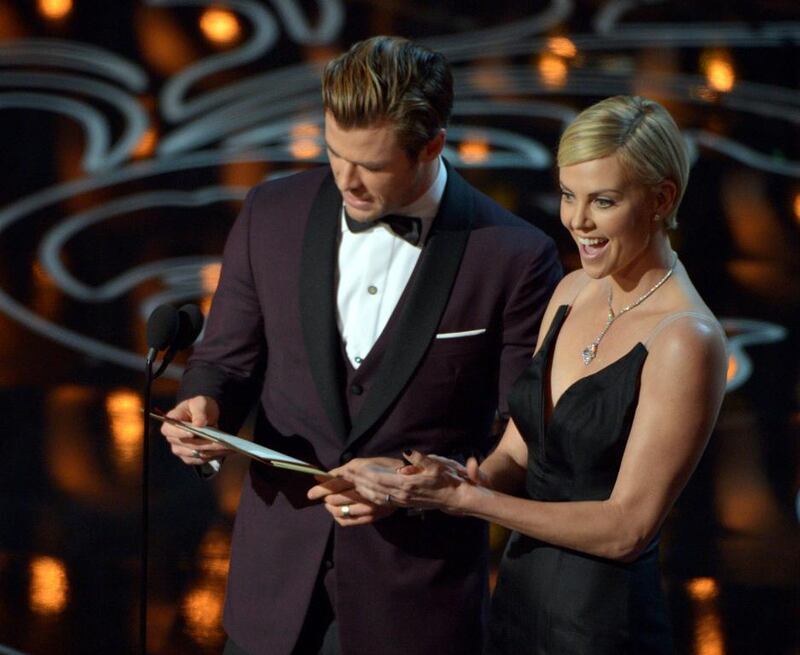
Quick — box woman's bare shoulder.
[644,304,727,379]
[551,269,592,306]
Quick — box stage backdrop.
[0,1,797,654]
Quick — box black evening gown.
[485,305,673,655]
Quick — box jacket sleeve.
[178,186,267,434]
[497,234,562,416]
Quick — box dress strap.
[643,311,724,347]
[539,304,570,354]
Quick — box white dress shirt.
[337,158,447,368]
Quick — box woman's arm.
[474,419,528,494]
[480,271,587,493]
[338,316,727,562]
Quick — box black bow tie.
[345,212,422,246]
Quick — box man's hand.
[160,395,233,465]
[328,451,486,514]
[307,457,407,526]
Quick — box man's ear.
[419,129,446,162]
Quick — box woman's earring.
[653,213,661,222]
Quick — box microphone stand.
[141,351,156,655]
[139,304,202,654]
[140,346,174,654]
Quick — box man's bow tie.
[345,212,422,246]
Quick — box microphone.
[174,303,205,350]
[148,303,205,378]
[145,304,180,365]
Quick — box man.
[161,36,561,655]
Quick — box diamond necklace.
[581,253,678,366]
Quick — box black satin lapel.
[345,163,474,449]
[299,172,349,440]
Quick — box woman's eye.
[595,197,614,208]
[560,191,573,201]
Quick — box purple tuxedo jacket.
[179,163,561,655]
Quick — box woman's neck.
[607,235,676,308]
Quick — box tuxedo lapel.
[299,172,349,440]
[345,163,474,450]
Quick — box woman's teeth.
[578,237,608,246]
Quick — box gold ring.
[341,504,351,518]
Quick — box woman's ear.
[652,179,678,222]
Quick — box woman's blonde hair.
[558,96,689,228]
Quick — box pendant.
[581,343,597,366]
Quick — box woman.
[323,96,728,653]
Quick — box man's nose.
[339,162,359,190]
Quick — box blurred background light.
[106,389,142,475]
[289,122,322,160]
[701,48,736,93]
[201,263,222,315]
[458,135,490,165]
[686,577,725,655]
[181,527,230,647]
[29,555,69,615]
[132,126,158,160]
[201,263,222,295]
[136,5,198,76]
[687,577,720,603]
[726,354,737,383]
[38,0,72,21]
[198,526,231,579]
[199,7,241,46]
[182,586,225,646]
[547,36,577,59]
[538,52,568,88]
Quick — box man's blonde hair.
[322,36,453,159]
[558,96,689,228]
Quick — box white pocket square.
[435,328,487,339]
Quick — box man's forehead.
[324,112,395,136]
[324,113,402,160]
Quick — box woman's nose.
[569,202,592,231]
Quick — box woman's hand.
[330,451,490,514]
[307,458,405,526]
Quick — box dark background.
[0,1,797,653]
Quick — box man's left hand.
[308,460,403,526]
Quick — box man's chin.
[344,205,380,222]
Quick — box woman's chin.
[578,247,611,277]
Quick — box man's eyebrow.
[324,142,387,169]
